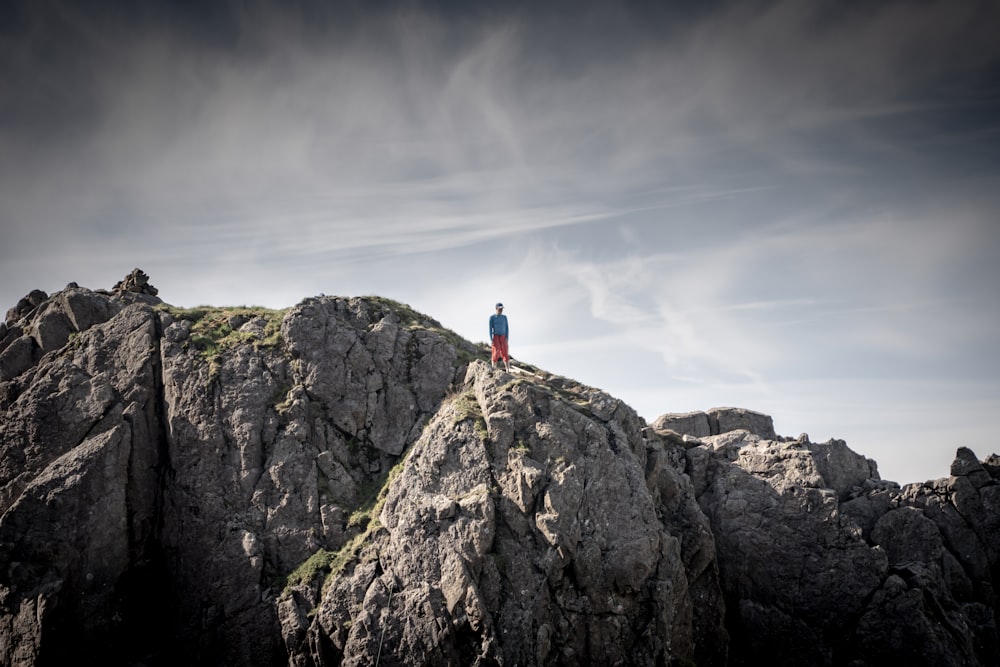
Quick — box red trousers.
[491,335,509,363]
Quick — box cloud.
[1,0,998,487]
[3,0,998,268]
[531,190,1000,390]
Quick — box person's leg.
[500,336,510,371]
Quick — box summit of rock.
[1,272,998,666]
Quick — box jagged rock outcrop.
[281,362,726,666]
[652,408,777,441]
[112,268,159,298]
[663,424,1000,667]
[1,273,998,666]
[0,285,163,664]
[1,274,479,665]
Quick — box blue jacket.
[489,313,508,339]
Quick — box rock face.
[112,268,159,298]
[666,426,1000,667]
[1,273,998,666]
[652,408,777,441]
[283,363,726,667]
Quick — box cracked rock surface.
[286,361,725,666]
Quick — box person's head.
[495,302,504,313]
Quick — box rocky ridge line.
[1,272,998,666]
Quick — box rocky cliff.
[1,271,998,666]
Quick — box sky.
[2,0,999,485]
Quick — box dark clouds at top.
[5,0,997,149]
[4,0,998,170]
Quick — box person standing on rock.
[489,302,511,372]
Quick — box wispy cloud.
[3,0,997,273]
[1,0,998,483]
